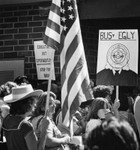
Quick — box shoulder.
[19,119,35,137]
[18,119,34,133]
[30,115,44,130]
[85,119,101,138]
[86,119,101,131]
[3,115,23,129]
[87,119,101,126]
[19,119,33,128]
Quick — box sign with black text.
[34,41,55,80]
[96,29,138,86]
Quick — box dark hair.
[14,75,29,85]
[86,97,111,121]
[85,117,139,150]
[31,91,56,117]
[10,97,36,115]
[0,81,17,97]
[93,85,114,98]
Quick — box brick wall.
[0,2,52,80]
[0,2,140,85]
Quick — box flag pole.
[70,116,74,137]
[42,47,55,150]
[42,69,52,150]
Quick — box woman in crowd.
[30,91,70,150]
[72,99,93,136]
[0,81,17,145]
[14,75,29,85]
[118,95,139,141]
[93,85,114,103]
[93,85,120,119]
[85,97,112,138]
[2,84,47,150]
[0,81,17,98]
[85,116,139,150]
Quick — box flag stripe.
[62,55,89,123]
[47,19,60,34]
[51,3,60,15]
[44,0,60,48]
[44,0,93,128]
[45,26,60,43]
[43,35,60,50]
[48,11,60,25]
[61,34,83,106]
[61,33,79,85]
[61,17,79,68]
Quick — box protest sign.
[34,40,55,80]
[96,29,138,86]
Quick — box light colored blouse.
[85,119,101,138]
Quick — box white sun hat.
[4,84,43,103]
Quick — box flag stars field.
[69,14,74,20]
[60,8,65,13]
[68,5,73,11]
[63,25,67,31]
[61,17,66,22]
[60,0,76,35]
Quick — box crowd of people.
[0,75,140,150]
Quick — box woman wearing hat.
[30,91,70,150]
[2,84,47,150]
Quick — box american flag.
[44,0,93,127]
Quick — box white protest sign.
[34,41,55,80]
[96,29,138,86]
